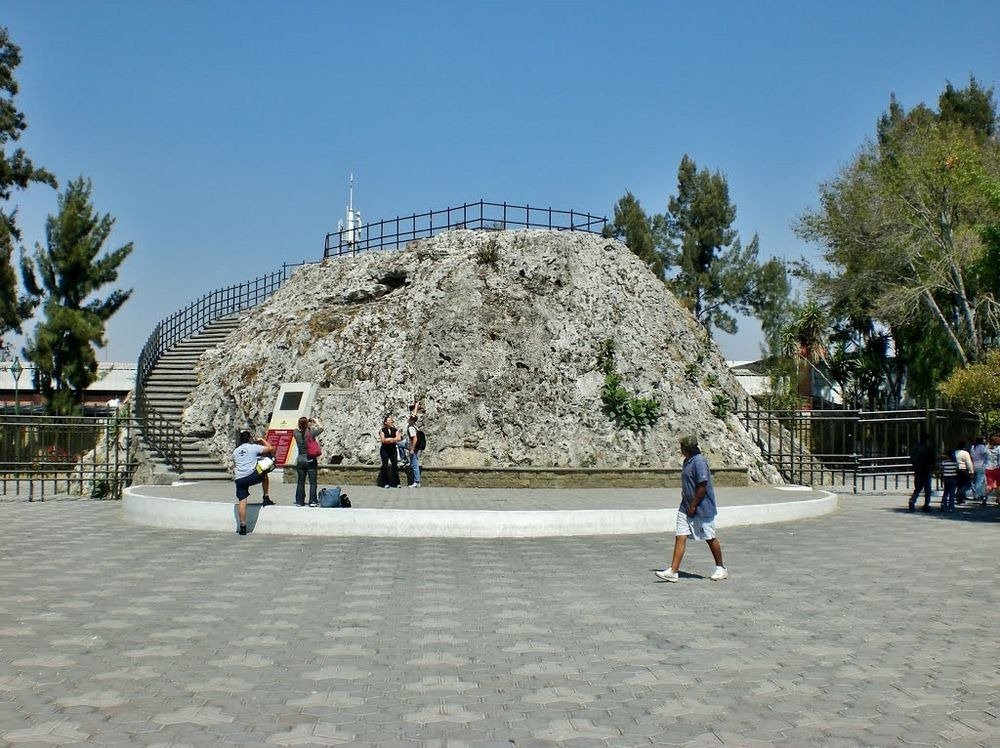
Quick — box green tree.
[21,178,133,413]
[654,154,790,337]
[0,26,57,352]
[938,350,1000,411]
[603,191,663,277]
[938,76,996,138]
[798,78,1000,397]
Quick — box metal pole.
[11,357,23,416]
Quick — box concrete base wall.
[283,464,750,489]
[123,489,837,538]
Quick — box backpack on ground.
[319,486,351,508]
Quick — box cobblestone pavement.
[1,495,998,747]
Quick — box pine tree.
[604,191,662,277]
[22,178,133,413]
[0,26,57,352]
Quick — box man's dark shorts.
[234,471,264,500]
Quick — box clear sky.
[4,1,999,363]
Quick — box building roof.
[0,361,136,394]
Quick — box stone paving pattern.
[0,495,998,746]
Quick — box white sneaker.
[709,566,729,581]
[409,482,420,489]
[654,568,679,582]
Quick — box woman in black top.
[378,415,402,488]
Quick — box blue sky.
[4,1,999,362]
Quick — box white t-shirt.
[407,425,419,452]
[233,443,265,479]
[987,445,1000,470]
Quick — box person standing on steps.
[293,415,324,507]
[655,435,728,583]
[232,431,275,535]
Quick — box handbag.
[255,456,275,474]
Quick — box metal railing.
[135,263,309,472]
[733,396,981,490]
[324,200,607,257]
[0,412,136,501]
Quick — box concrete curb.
[123,486,838,538]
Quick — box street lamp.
[10,357,23,416]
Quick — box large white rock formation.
[182,230,780,483]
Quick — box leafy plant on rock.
[711,392,731,419]
[597,338,661,432]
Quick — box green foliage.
[798,76,1000,396]
[938,76,996,138]
[760,357,801,410]
[21,178,133,414]
[710,393,731,419]
[0,26,57,349]
[704,372,720,388]
[91,479,110,500]
[475,238,500,266]
[604,191,663,277]
[938,350,1000,411]
[597,338,661,432]
[684,362,699,382]
[597,338,616,375]
[656,156,790,337]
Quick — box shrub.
[598,340,661,432]
[711,393,731,419]
[476,239,501,265]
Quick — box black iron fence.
[733,396,981,490]
[324,200,607,257]
[0,412,136,501]
[135,263,309,472]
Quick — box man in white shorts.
[655,435,727,582]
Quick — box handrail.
[324,199,606,257]
[134,263,310,472]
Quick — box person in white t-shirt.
[232,431,275,535]
[954,441,974,504]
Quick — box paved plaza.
[0,494,998,746]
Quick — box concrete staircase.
[141,314,244,481]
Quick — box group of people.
[377,400,424,489]
[232,416,726,584]
[908,433,1000,513]
[230,402,427,534]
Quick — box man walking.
[655,435,728,582]
[908,433,936,512]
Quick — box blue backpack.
[319,487,351,508]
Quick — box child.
[939,449,959,513]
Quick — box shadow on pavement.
[890,504,1000,523]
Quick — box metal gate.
[733,397,981,491]
[0,412,137,501]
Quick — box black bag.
[415,429,426,451]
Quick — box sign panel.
[264,382,318,466]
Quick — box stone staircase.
[141,314,244,481]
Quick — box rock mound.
[182,230,780,483]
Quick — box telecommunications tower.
[337,173,363,250]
